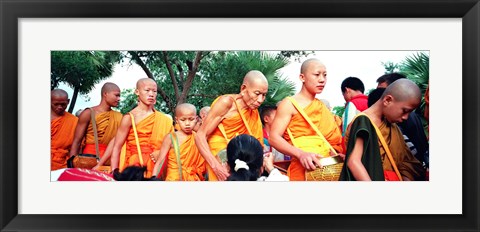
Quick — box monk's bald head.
[101,82,120,95]
[301,58,324,74]
[382,79,421,103]
[136,78,157,89]
[51,89,69,99]
[175,103,197,116]
[242,70,268,86]
[51,89,69,116]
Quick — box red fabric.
[350,94,368,112]
[58,168,115,181]
[384,170,400,181]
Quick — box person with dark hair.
[51,89,78,171]
[339,79,425,181]
[195,70,268,181]
[367,88,386,107]
[260,105,287,161]
[227,134,288,181]
[376,73,407,88]
[340,77,368,136]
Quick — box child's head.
[174,103,197,134]
[260,105,277,127]
[380,79,421,123]
[226,134,264,181]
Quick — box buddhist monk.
[68,82,122,171]
[268,59,344,181]
[152,103,206,181]
[195,70,268,181]
[110,78,174,178]
[193,106,210,132]
[51,89,78,170]
[339,79,425,181]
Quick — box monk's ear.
[383,95,394,105]
[240,83,247,93]
[134,88,139,96]
[299,73,306,83]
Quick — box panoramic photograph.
[50,50,429,182]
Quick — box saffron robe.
[165,132,206,181]
[51,112,78,170]
[120,111,173,178]
[339,115,425,181]
[82,110,122,159]
[207,96,264,181]
[283,99,343,181]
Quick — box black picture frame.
[1,0,479,231]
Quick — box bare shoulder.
[277,97,295,115]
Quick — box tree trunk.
[178,51,203,104]
[68,86,79,113]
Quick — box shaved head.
[242,70,268,86]
[175,103,197,116]
[51,89,69,99]
[136,78,157,89]
[101,82,120,95]
[51,89,69,116]
[382,79,421,102]
[301,58,324,74]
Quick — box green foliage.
[381,61,399,74]
[51,51,121,112]
[118,51,296,115]
[277,51,315,62]
[332,106,345,117]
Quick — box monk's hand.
[213,164,230,181]
[299,151,322,171]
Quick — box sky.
[59,50,421,114]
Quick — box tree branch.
[175,60,185,84]
[179,51,203,104]
[162,51,180,101]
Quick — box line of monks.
[51,58,427,181]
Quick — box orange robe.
[283,99,343,181]
[51,112,78,170]
[120,111,173,178]
[207,96,264,181]
[82,110,122,159]
[165,132,206,181]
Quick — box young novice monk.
[110,78,174,178]
[152,103,206,181]
[339,79,425,181]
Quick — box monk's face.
[383,96,419,123]
[105,89,121,107]
[175,109,197,134]
[135,81,157,106]
[51,95,69,116]
[240,81,268,110]
[300,62,327,94]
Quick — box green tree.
[51,51,120,112]
[332,106,345,118]
[120,51,296,115]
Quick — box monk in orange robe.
[152,103,206,181]
[269,59,344,181]
[195,70,268,181]
[110,78,173,178]
[51,89,78,170]
[68,83,122,170]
